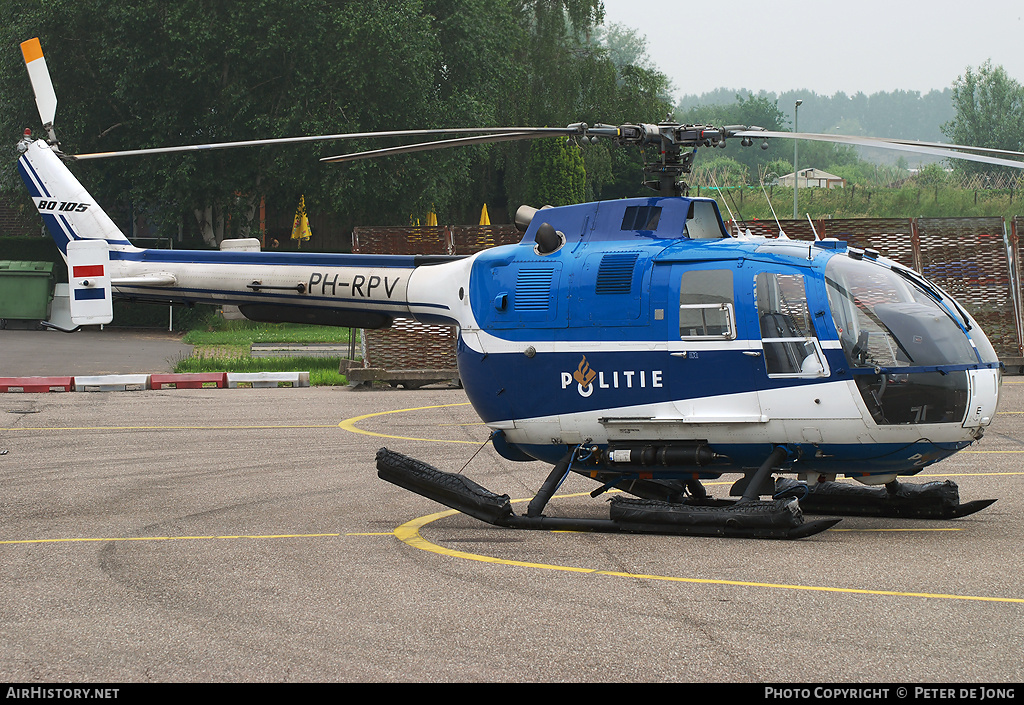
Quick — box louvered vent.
[596,253,639,294]
[514,268,554,311]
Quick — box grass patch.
[178,315,355,386]
[183,319,353,347]
[175,354,348,386]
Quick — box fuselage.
[410,196,1002,482]
[20,137,1001,483]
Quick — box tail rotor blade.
[20,38,57,140]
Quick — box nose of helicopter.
[963,367,1001,429]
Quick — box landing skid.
[775,478,996,519]
[376,448,839,540]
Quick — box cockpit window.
[824,256,977,368]
[756,272,828,377]
[824,255,977,425]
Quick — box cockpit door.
[755,270,831,379]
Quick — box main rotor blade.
[883,138,1024,159]
[72,127,574,161]
[20,38,56,129]
[734,130,1024,170]
[320,130,573,163]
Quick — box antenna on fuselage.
[760,178,787,239]
[806,213,821,240]
[709,172,741,237]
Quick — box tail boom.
[17,135,471,328]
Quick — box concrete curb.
[74,374,150,392]
[0,376,74,392]
[0,372,311,393]
[226,372,310,388]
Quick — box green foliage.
[182,320,351,346]
[692,156,749,188]
[176,317,352,385]
[914,163,950,187]
[708,182,1022,222]
[0,0,674,235]
[175,354,348,386]
[678,88,956,145]
[823,161,908,188]
[761,159,792,182]
[524,137,586,206]
[0,236,65,277]
[495,1,673,211]
[942,61,1024,176]
[110,301,217,330]
[676,94,819,181]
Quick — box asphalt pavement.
[0,379,1022,681]
[0,328,193,377]
[1,328,1022,682]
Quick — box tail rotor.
[20,38,58,146]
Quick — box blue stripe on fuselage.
[109,249,421,269]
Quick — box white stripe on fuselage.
[489,381,979,448]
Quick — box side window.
[756,272,828,377]
[683,201,727,239]
[680,269,735,339]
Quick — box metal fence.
[348,224,519,386]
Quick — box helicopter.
[16,37,1024,539]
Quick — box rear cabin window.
[679,269,735,339]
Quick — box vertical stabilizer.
[16,139,134,256]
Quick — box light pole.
[793,99,802,219]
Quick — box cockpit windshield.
[825,256,978,368]
[824,255,985,425]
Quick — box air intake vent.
[514,268,554,311]
[596,253,639,294]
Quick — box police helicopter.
[16,38,1024,539]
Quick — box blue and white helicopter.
[17,38,1024,538]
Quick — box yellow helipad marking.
[393,508,1024,604]
[338,402,480,444]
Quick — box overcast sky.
[600,0,1024,98]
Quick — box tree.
[942,61,1024,175]
[0,0,676,239]
[0,0,473,242]
[523,137,585,206]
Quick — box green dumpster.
[0,260,55,322]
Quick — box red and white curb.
[0,372,310,392]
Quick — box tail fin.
[17,138,134,257]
